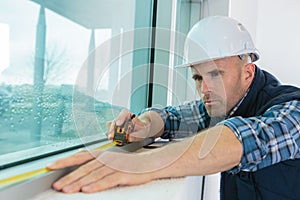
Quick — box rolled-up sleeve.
[140,100,210,139]
[218,100,300,173]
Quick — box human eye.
[192,74,203,82]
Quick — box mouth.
[203,99,220,106]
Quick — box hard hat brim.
[175,50,260,68]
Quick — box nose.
[201,79,211,94]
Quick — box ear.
[243,63,255,82]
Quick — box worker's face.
[191,56,254,117]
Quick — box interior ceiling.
[31,0,125,29]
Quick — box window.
[0,0,209,170]
[0,0,154,168]
[0,2,233,199]
[150,0,202,107]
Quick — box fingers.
[47,150,101,170]
[54,166,153,193]
[127,117,147,142]
[106,109,158,143]
[131,116,146,127]
[105,109,133,140]
[81,171,154,193]
[116,109,132,126]
[81,172,121,193]
[106,121,116,140]
[52,159,107,193]
[127,130,149,142]
[64,166,115,193]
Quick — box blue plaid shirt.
[141,99,300,173]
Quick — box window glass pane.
[150,0,201,108]
[0,0,152,167]
[171,0,202,105]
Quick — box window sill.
[0,141,205,200]
[1,175,204,200]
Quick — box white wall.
[230,0,300,87]
[256,0,300,87]
[229,0,259,43]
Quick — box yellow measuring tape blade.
[0,168,50,188]
[0,141,118,189]
[93,141,119,150]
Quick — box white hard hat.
[178,16,260,68]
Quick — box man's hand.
[47,109,166,193]
[48,125,242,193]
[47,136,193,193]
[106,109,164,142]
[47,150,156,193]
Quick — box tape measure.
[0,167,50,189]
[113,121,133,146]
[0,141,119,189]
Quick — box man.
[48,16,300,199]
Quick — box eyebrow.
[207,69,224,76]
[192,69,224,78]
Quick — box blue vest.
[221,67,300,200]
